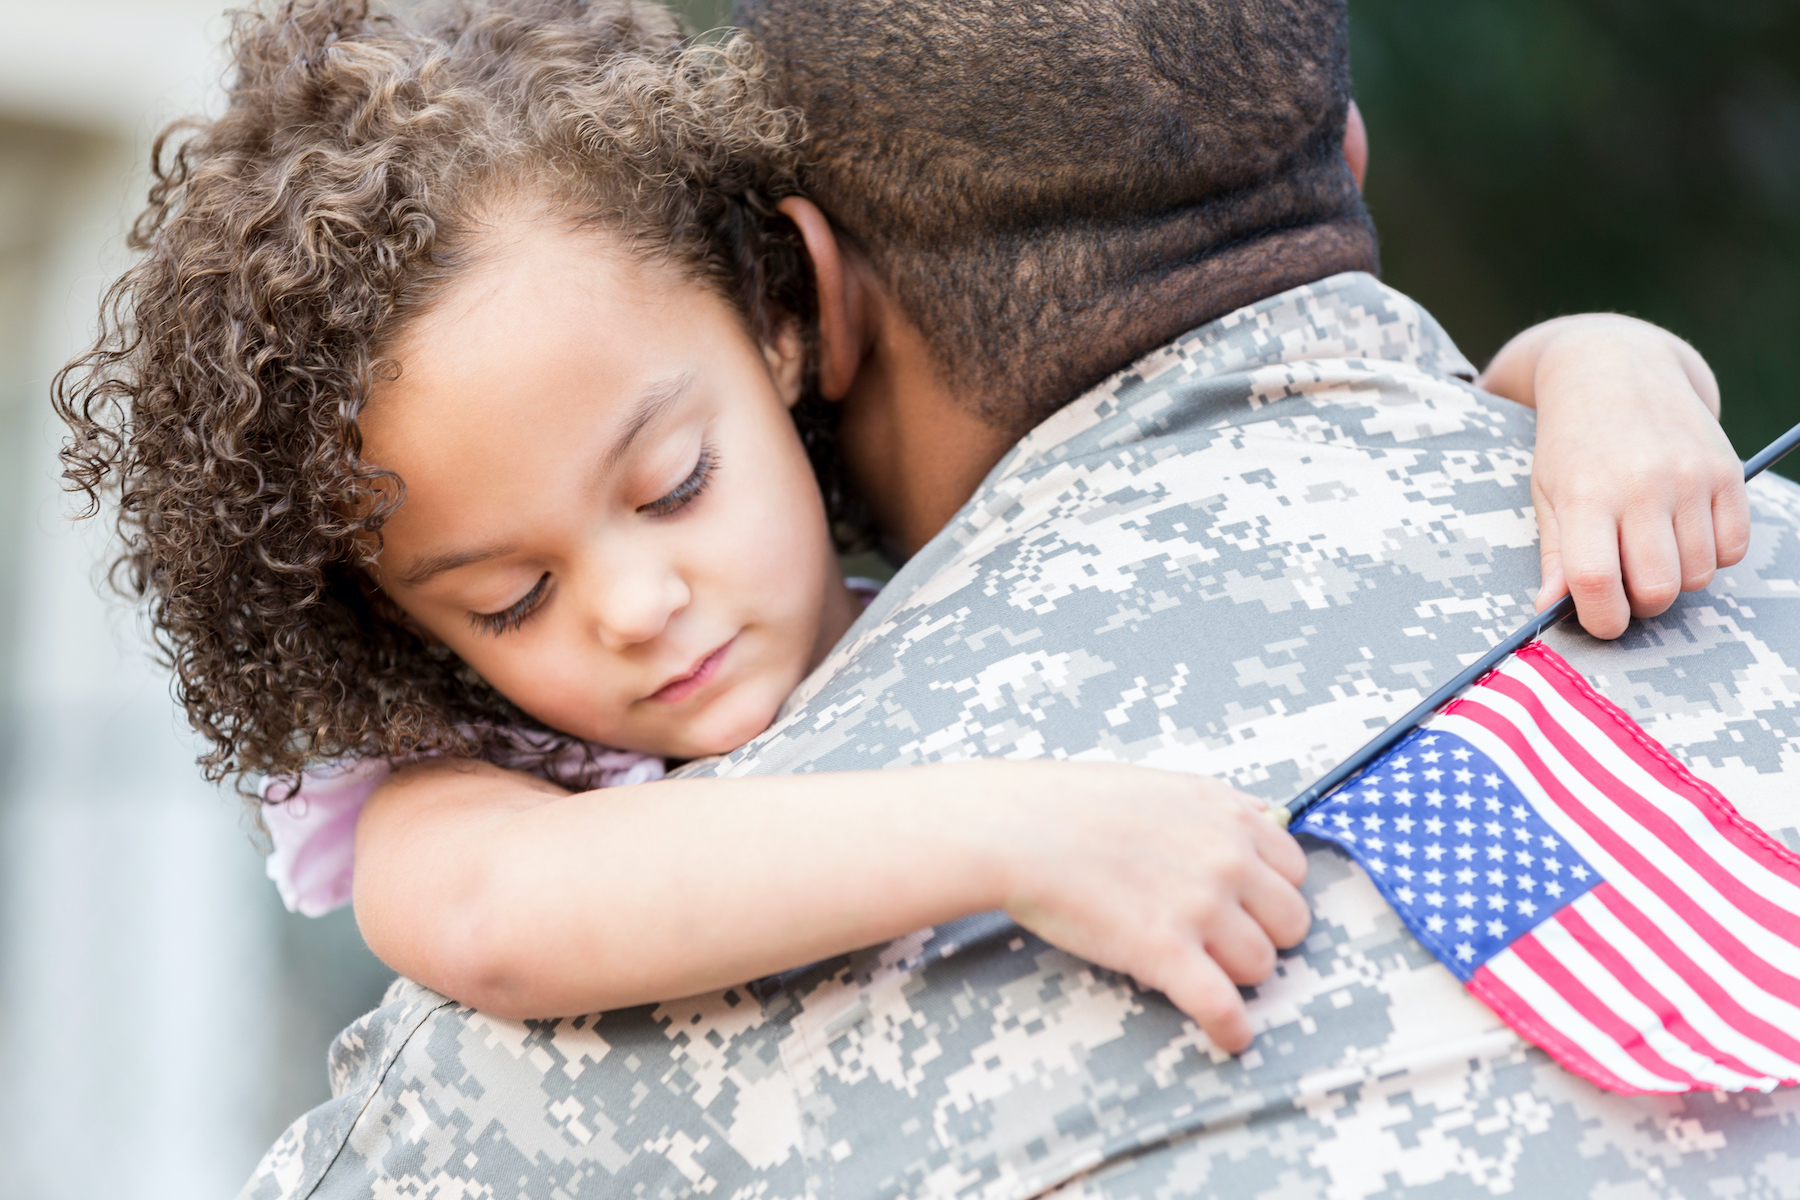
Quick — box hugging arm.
[353,757,1309,1052]
[1477,314,1749,639]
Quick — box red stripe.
[1494,659,1800,946]
[1450,699,1800,1004]
[1587,883,1800,1069]
[1516,644,1800,875]
[1552,904,1773,1083]
[1468,958,1650,1094]
[1505,930,1704,1088]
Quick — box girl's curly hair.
[54,0,856,792]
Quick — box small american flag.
[1292,642,1800,1094]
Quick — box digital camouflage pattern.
[241,274,1800,1200]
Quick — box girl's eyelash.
[470,573,552,636]
[639,443,718,517]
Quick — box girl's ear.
[777,196,865,401]
[761,319,806,408]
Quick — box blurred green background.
[1350,0,1800,478]
[687,0,1800,477]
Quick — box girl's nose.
[589,559,690,653]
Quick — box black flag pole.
[1281,418,1800,828]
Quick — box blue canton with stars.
[1292,727,1603,981]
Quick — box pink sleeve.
[261,759,391,917]
[262,748,665,917]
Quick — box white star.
[1425,891,1445,907]
[1455,792,1476,809]
[1455,867,1476,885]
[1420,735,1439,746]
[1487,893,1509,911]
[1426,789,1446,807]
[1390,772,1415,786]
[1545,880,1565,899]
[1394,815,1417,834]
[1425,914,1446,933]
[1424,869,1446,886]
[1455,818,1475,836]
[1425,842,1445,861]
[1392,755,1412,770]
[1484,795,1504,813]
[1455,891,1476,908]
[1571,865,1591,881]
[1369,857,1387,874]
[1455,844,1475,862]
[1393,790,1415,806]
[1514,849,1535,867]
[1366,836,1387,852]
[1516,899,1538,918]
[1485,773,1502,790]
[1515,875,1535,893]
[1362,814,1385,832]
[1395,886,1416,905]
[1512,825,1533,843]
[1486,919,1507,938]
[1395,842,1416,860]
[1424,768,1444,782]
[1455,916,1477,934]
[1452,748,1473,761]
[1485,820,1506,838]
[1540,834,1561,851]
[1455,942,1475,961]
[1510,804,1530,821]
[1424,817,1445,836]
[1454,768,1474,783]
[1486,845,1507,862]
[1542,857,1561,875]
[1486,868,1507,886]
[1359,789,1383,805]
[1421,750,1442,763]
[1395,864,1415,881]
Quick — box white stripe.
[1530,910,1771,1090]
[1481,948,1687,1092]
[1436,711,1800,1035]
[1437,697,1800,982]
[1501,658,1800,917]
[1570,891,1800,1082]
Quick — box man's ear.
[777,196,865,401]
[1343,99,1369,192]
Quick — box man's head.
[739,0,1377,436]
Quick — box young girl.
[56,0,1746,1055]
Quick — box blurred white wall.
[0,4,391,1196]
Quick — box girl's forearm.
[1478,314,1720,418]
[354,759,1016,1017]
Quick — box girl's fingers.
[1713,478,1752,570]
[1203,905,1280,985]
[1152,947,1255,1053]
[1558,504,1629,639]
[1531,479,1565,611]
[1239,858,1313,949]
[1620,512,1682,618]
[1245,805,1309,886]
[1672,490,1718,593]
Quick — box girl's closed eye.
[472,572,553,636]
[639,443,718,518]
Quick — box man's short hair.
[736,0,1377,432]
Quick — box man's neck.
[841,224,1377,559]
[838,312,1015,558]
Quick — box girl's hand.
[1479,315,1749,640]
[984,761,1310,1053]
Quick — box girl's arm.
[354,756,1310,1052]
[1477,314,1749,640]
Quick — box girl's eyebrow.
[601,371,695,476]
[396,543,516,588]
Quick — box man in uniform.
[244,2,1800,1196]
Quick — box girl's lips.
[647,637,734,704]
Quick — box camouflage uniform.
[241,273,1800,1200]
